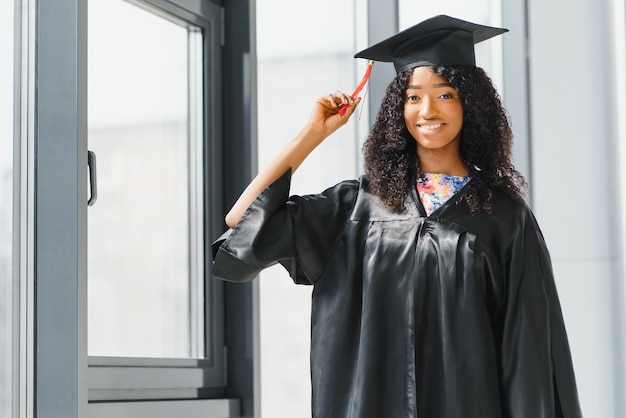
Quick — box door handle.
[88,150,97,206]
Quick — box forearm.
[225,123,326,228]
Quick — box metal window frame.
[365,0,398,125]
[86,0,227,402]
[13,0,36,416]
[21,0,259,415]
[88,399,241,418]
[501,0,532,200]
[33,0,89,416]
[609,0,626,414]
[221,0,260,415]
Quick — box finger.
[338,97,361,116]
[326,91,353,107]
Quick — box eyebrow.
[406,83,452,89]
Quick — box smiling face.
[404,66,464,167]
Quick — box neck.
[418,150,469,177]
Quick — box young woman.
[213,15,582,418]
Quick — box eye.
[406,94,420,102]
[440,92,454,99]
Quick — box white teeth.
[419,123,444,130]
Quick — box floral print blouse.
[417,172,471,216]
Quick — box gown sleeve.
[211,169,359,285]
[499,211,583,418]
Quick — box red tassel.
[339,60,374,116]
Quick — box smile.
[418,123,445,130]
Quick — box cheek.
[451,107,464,128]
[455,114,463,127]
[456,104,464,123]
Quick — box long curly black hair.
[362,65,527,213]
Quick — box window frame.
[21,0,257,415]
[86,0,227,402]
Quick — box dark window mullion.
[34,0,89,417]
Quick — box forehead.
[407,66,450,87]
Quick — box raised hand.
[306,91,361,139]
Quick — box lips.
[418,122,445,131]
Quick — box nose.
[419,95,438,118]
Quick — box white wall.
[528,0,625,416]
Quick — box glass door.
[11,0,241,415]
[86,0,227,408]
[87,0,205,360]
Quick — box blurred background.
[1,0,625,417]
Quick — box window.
[11,0,255,416]
[0,0,14,415]
[86,0,227,407]
[87,0,205,360]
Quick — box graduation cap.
[354,15,508,73]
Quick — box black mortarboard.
[354,15,508,73]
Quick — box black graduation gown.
[212,170,583,418]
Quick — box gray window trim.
[501,0,532,202]
[21,0,258,415]
[221,0,260,415]
[88,357,225,401]
[88,398,241,418]
[13,0,36,416]
[609,1,626,414]
[33,0,89,416]
[85,0,227,403]
[365,0,398,125]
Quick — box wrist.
[298,123,328,146]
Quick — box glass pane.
[88,0,204,358]
[0,0,14,414]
